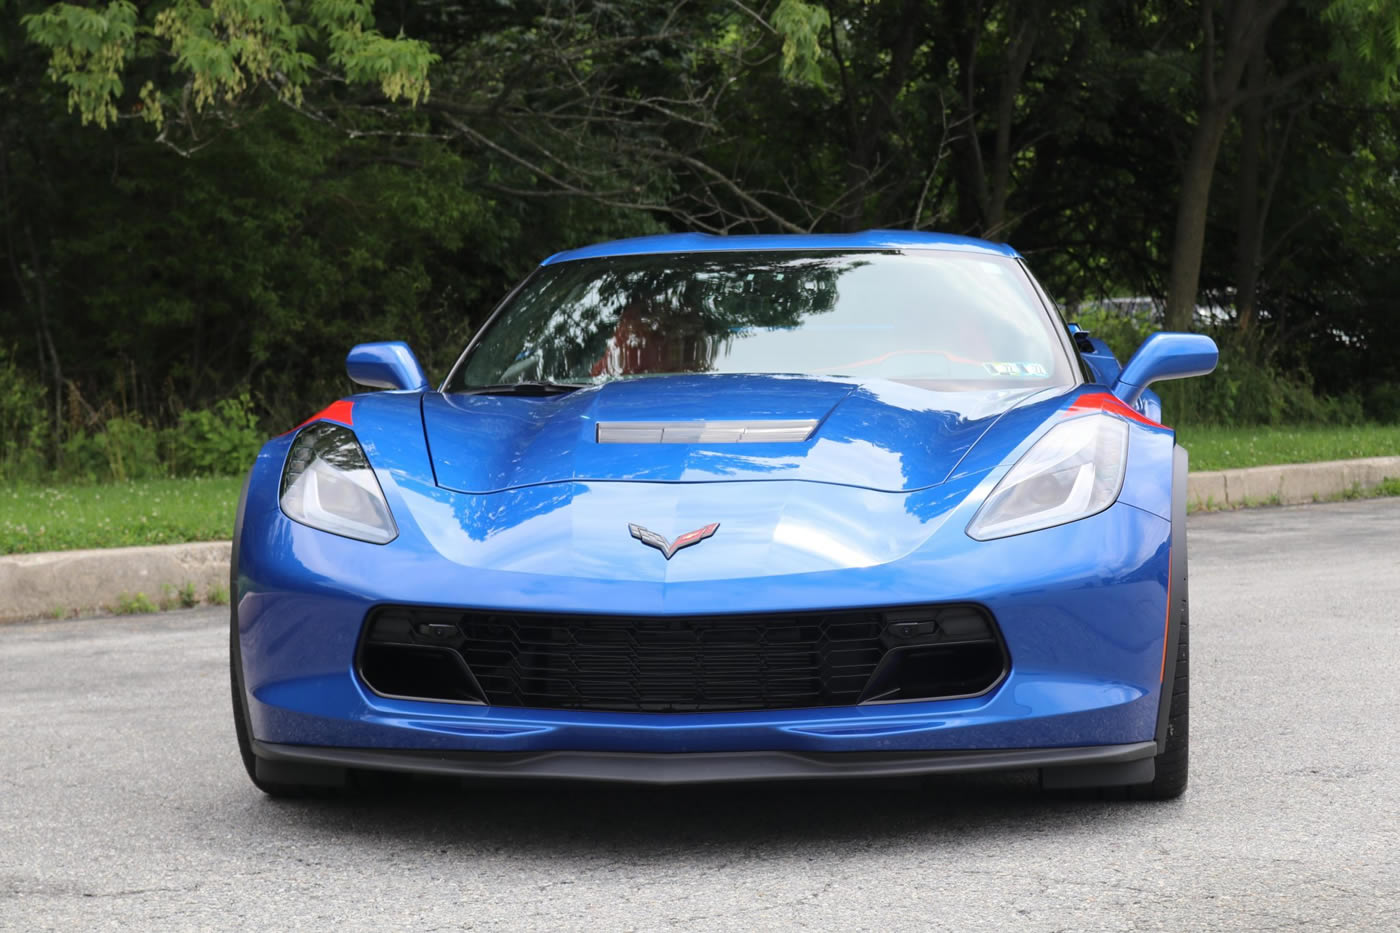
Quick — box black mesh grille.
[358,604,1006,712]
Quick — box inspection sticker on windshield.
[985,361,1047,377]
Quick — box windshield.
[449,249,1075,390]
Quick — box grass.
[0,476,241,555]
[114,591,159,615]
[1175,424,1400,472]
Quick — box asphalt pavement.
[2,499,1398,931]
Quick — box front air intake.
[357,604,1007,712]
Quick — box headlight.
[967,414,1129,540]
[280,423,398,544]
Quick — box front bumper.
[236,482,1172,761]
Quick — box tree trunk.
[1163,0,1283,333]
[1163,105,1231,332]
[986,17,1036,235]
[1234,48,1266,332]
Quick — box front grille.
[358,604,1007,712]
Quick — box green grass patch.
[0,476,241,555]
[1176,424,1400,472]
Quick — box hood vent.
[595,420,818,444]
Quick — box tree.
[1162,0,1400,331]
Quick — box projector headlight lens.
[280,423,398,544]
[967,414,1129,541]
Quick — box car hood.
[421,374,1052,494]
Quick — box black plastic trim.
[353,602,1011,712]
[1155,444,1189,753]
[230,473,257,746]
[1040,755,1155,790]
[250,739,1159,786]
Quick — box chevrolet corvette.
[230,231,1217,798]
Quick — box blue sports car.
[230,231,1217,799]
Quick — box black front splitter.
[251,738,1158,787]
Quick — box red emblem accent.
[285,399,355,434]
[628,522,720,560]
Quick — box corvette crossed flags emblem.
[628,522,720,560]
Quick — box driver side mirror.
[1111,332,1218,406]
[346,341,429,391]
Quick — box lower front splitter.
[251,738,1158,786]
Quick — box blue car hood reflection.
[422,374,1051,494]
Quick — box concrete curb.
[0,541,230,623]
[1187,456,1400,511]
[3,457,1398,623]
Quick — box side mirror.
[346,341,429,391]
[1111,332,1218,406]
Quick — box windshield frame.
[439,247,1083,393]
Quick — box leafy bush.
[1,387,267,484]
[0,345,50,480]
[100,417,165,482]
[169,394,264,476]
[47,418,165,483]
[1364,383,1400,424]
[55,429,107,483]
[1074,310,1367,427]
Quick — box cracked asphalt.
[2,499,1399,931]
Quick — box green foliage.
[160,581,200,610]
[24,0,435,133]
[170,394,262,477]
[114,591,157,614]
[4,0,1400,458]
[151,0,315,117]
[207,582,230,605]
[1323,0,1400,102]
[1075,309,1370,427]
[1364,383,1400,423]
[97,417,165,482]
[20,1,137,127]
[1157,354,1366,428]
[1,393,263,484]
[771,0,830,86]
[0,347,50,480]
[177,580,200,608]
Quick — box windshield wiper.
[459,381,587,396]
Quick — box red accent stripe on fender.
[1064,391,1165,428]
[286,399,355,434]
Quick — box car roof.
[540,230,1021,265]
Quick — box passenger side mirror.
[1111,332,1218,406]
[346,341,429,391]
